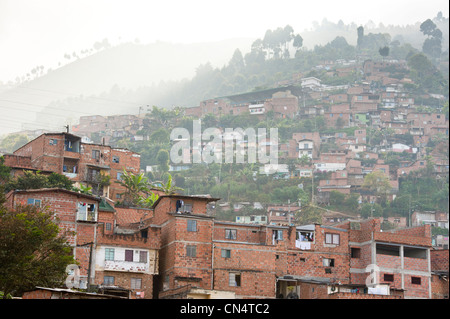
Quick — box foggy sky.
[1,0,449,83]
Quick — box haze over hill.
[0,38,255,135]
[0,1,448,138]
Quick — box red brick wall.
[431,249,449,271]
[431,273,449,299]
[22,289,53,299]
[213,222,263,243]
[9,190,99,276]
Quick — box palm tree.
[152,173,183,195]
[137,192,160,209]
[115,170,151,206]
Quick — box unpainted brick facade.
[6,133,140,201]
[152,195,436,299]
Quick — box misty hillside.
[1,14,448,137]
[0,38,254,135]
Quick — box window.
[105,223,112,231]
[77,202,87,221]
[92,150,100,160]
[325,233,340,245]
[229,273,241,287]
[112,156,120,163]
[131,278,142,290]
[125,249,133,262]
[351,247,361,258]
[221,249,231,258]
[103,276,115,286]
[297,231,314,242]
[187,220,197,232]
[225,229,237,240]
[27,198,41,207]
[139,251,147,263]
[273,230,283,240]
[117,172,123,180]
[323,258,335,267]
[105,248,115,261]
[384,274,394,282]
[411,277,421,285]
[49,139,57,145]
[186,245,197,257]
[183,203,193,213]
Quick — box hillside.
[0,38,254,136]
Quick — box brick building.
[148,191,433,299]
[5,188,102,289]
[5,188,161,299]
[341,218,433,299]
[430,249,449,299]
[185,86,301,119]
[8,186,436,299]
[3,132,141,201]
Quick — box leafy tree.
[5,171,74,192]
[0,134,29,153]
[357,26,364,48]
[156,149,170,173]
[360,203,383,218]
[150,128,170,145]
[137,192,159,209]
[72,184,93,195]
[362,171,392,202]
[0,156,11,183]
[420,18,442,59]
[153,173,183,195]
[330,191,346,206]
[115,170,151,206]
[0,204,76,298]
[379,46,390,58]
[293,34,303,54]
[296,205,322,224]
[47,172,74,190]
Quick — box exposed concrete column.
[400,245,404,290]
[371,232,376,265]
[427,248,431,299]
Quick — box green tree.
[293,34,303,55]
[156,149,170,173]
[360,203,383,218]
[362,170,392,202]
[5,171,73,192]
[0,134,29,153]
[379,46,390,58]
[357,26,364,48]
[296,205,322,224]
[153,173,183,195]
[0,204,75,298]
[0,156,11,183]
[115,170,151,206]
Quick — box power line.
[14,85,143,108]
